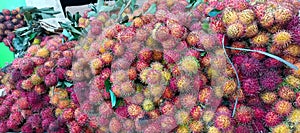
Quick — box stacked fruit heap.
[70,0,300,132]
[0,0,300,132]
[0,8,25,51]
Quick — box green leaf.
[62,29,71,38]
[115,0,124,7]
[109,90,117,107]
[99,6,115,12]
[105,79,112,92]
[225,47,299,70]
[29,32,38,40]
[117,4,127,22]
[70,26,82,35]
[208,9,222,17]
[56,81,63,87]
[111,14,118,20]
[130,0,137,12]
[200,52,206,57]
[202,22,209,31]
[74,12,81,22]
[24,11,33,22]
[145,4,157,14]
[40,10,61,14]
[67,11,75,22]
[64,81,73,87]
[125,22,132,27]
[88,12,97,18]
[97,0,105,11]
[186,3,194,9]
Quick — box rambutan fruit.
[127,104,142,118]
[222,79,237,96]
[250,32,270,47]
[242,78,261,96]
[288,109,300,124]
[239,57,262,77]
[176,75,192,93]
[285,75,300,88]
[272,30,292,49]
[178,56,200,74]
[199,34,217,50]
[153,25,170,42]
[261,92,278,104]
[259,71,283,91]
[207,126,221,133]
[175,109,190,125]
[274,7,293,25]
[101,52,113,65]
[98,102,113,118]
[160,116,177,132]
[252,120,266,133]
[21,123,33,133]
[142,99,155,112]
[186,31,200,46]
[226,22,245,38]
[160,101,175,115]
[117,28,136,43]
[239,9,255,25]
[245,22,259,38]
[278,86,296,101]
[202,110,216,124]
[119,81,135,97]
[163,50,181,64]
[274,100,292,116]
[284,44,300,57]
[216,106,232,116]
[259,12,274,28]
[222,8,239,25]
[190,106,203,120]
[44,73,58,87]
[152,50,163,61]
[0,121,8,133]
[21,79,34,90]
[214,114,232,130]
[235,125,252,133]
[135,29,149,42]
[27,114,41,128]
[180,93,197,109]
[19,58,34,71]
[235,105,253,124]
[272,123,291,133]
[253,107,266,119]
[146,69,162,85]
[138,48,153,62]
[57,57,72,68]
[230,41,246,54]
[198,87,213,104]
[263,58,283,69]
[264,111,282,127]
[0,106,9,118]
[36,47,50,58]
[189,120,204,132]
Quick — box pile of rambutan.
[1,0,300,132]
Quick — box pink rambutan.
[274,100,292,116]
[36,66,51,78]
[98,102,113,118]
[239,57,262,77]
[160,101,175,115]
[21,79,34,90]
[109,117,122,133]
[69,121,82,133]
[242,78,261,96]
[216,106,232,116]
[259,71,283,91]
[235,125,252,133]
[180,93,197,109]
[214,114,232,130]
[278,86,296,101]
[295,93,300,107]
[264,112,282,127]
[253,107,266,119]
[19,58,34,71]
[21,123,33,133]
[136,60,150,72]
[27,114,42,128]
[235,105,253,124]
[252,120,267,133]
[57,57,72,68]
[164,50,181,64]
[55,67,66,81]
[115,106,129,119]
[159,116,177,132]
[9,112,23,123]
[44,73,58,87]
[20,69,34,77]
[263,58,283,69]
[11,69,22,82]
[75,112,88,126]
[0,106,9,118]
[0,121,8,133]
[41,107,54,120]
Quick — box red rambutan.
[274,100,292,116]
[264,111,282,127]
[242,78,261,96]
[239,57,262,77]
[235,105,253,124]
[259,71,283,91]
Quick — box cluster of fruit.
[0,8,25,51]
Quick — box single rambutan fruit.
[189,120,204,132]
[250,32,270,47]
[222,8,239,25]
[186,31,200,46]
[235,105,253,124]
[119,81,135,97]
[288,109,300,124]
[57,57,72,68]
[160,101,175,115]
[242,78,261,96]
[274,7,293,25]
[127,104,142,118]
[163,50,181,64]
[216,106,232,116]
[175,109,190,125]
[160,116,177,132]
[214,114,232,130]
[273,30,292,49]
[135,29,149,42]
[261,92,278,104]
[146,69,162,85]
[207,126,221,133]
[264,111,282,127]
[274,100,292,116]
[19,58,34,71]
[44,73,58,87]
[180,93,197,109]
[259,12,274,28]
[202,110,215,123]
[230,41,246,54]
[272,123,291,133]
[142,99,155,112]
[36,47,50,58]
[30,74,43,85]
[235,125,252,133]
[21,79,34,90]
[239,9,255,25]
[0,121,8,133]
[259,71,283,91]
[253,107,266,119]
[117,28,136,43]
[176,75,192,93]
[178,56,200,74]
[278,86,296,101]
[190,106,203,120]
[285,75,300,88]
[98,102,113,118]
[101,52,113,65]
[284,44,300,57]
[226,22,245,38]
[152,50,163,61]
[222,79,237,96]
[239,57,262,77]
[198,87,213,104]
[263,58,283,69]
[198,34,216,50]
